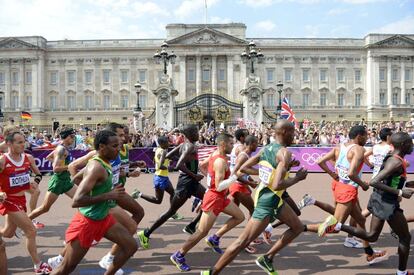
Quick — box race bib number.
[112,173,120,186]
[259,164,273,186]
[10,173,31,187]
[122,164,129,173]
[336,165,350,183]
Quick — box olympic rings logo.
[301,153,326,166]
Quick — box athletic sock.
[364,245,374,256]
[107,252,115,261]
[265,224,273,233]
[397,270,407,275]
[334,222,342,231]
[34,262,41,269]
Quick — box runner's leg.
[51,239,88,275]
[27,184,41,213]
[0,235,6,275]
[140,187,165,204]
[387,210,411,272]
[28,191,59,220]
[214,201,244,238]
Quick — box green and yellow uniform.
[48,146,74,195]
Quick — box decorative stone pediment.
[372,35,414,48]
[0,38,39,49]
[167,27,247,46]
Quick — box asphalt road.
[2,172,414,275]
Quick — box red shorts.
[0,195,27,215]
[229,182,251,198]
[201,190,231,216]
[65,212,116,248]
[332,180,358,204]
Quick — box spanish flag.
[21,111,32,120]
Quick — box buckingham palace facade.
[0,23,413,126]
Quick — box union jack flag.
[280,97,298,126]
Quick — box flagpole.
[204,0,208,24]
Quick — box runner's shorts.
[201,190,231,216]
[0,195,27,215]
[65,212,116,248]
[229,182,251,198]
[252,186,284,223]
[367,190,402,220]
[175,174,203,199]
[332,180,358,204]
[153,175,171,191]
[48,174,74,195]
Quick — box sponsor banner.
[30,146,414,174]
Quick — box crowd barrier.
[31,146,414,174]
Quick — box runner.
[0,130,52,274]
[1,125,43,229]
[28,127,77,222]
[170,133,244,272]
[137,124,205,248]
[201,120,308,275]
[228,135,261,252]
[330,132,414,274]
[51,130,137,275]
[312,125,387,265]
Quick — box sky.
[0,0,413,40]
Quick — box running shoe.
[244,245,257,254]
[343,237,363,248]
[192,197,202,212]
[297,194,315,210]
[137,230,150,249]
[182,225,196,235]
[131,189,141,199]
[318,215,338,237]
[170,251,191,272]
[262,231,272,245]
[395,272,412,275]
[35,262,52,275]
[255,255,279,275]
[48,255,63,269]
[390,229,399,239]
[99,254,124,275]
[366,250,388,265]
[169,213,184,220]
[252,238,264,245]
[200,270,212,275]
[32,219,45,229]
[206,236,224,254]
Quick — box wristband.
[398,189,403,197]
[34,174,42,184]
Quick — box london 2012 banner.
[30,146,414,174]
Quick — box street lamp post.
[133,82,143,131]
[134,82,142,112]
[276,81,284,119]
[241,40,264,74]
[153,42,176,75]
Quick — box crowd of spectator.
[1,118,414,150]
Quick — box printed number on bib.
[10,173,31,187]
[259,164,273,186]
[206,174,212,188]
[336,165,350,183]
[112,173,120,186]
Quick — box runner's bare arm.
[317,147,339,181]
[45,150,54,162]
[72,160,126,207]
[348,146,369,191]
[68,150,96,176]
[52,146,68,173]
[158,149,168,170]
[27,154,42,186]
[363,148,374,168]
[166,144,183,159]
[239,149,263,176]
[216,158,237,192]
[370,157,413,198]
[0,155,6,174]
[232,153,251,185]
[175,144,203,181]
[72,167,85,186]
[270,148,308,191]
[199,155,210,176]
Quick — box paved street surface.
[2,173,414,275]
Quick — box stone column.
[18,59,24,110]
[5,59,11,109]
[58,59,66,110]
[196,55,201,95]
[387,57,392,106]
[401,59,406,105]
[112,57,120,109]
[227,56,234,98]
[211,55,217,94]
[179,56,186,99]
[76,58,84,109]
[37,54,45,111]
[153,76,178,128]
[94,58,102,108]
[129,57,137,108]
[31,59,39,110]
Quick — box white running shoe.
[297,194,315,210]
[343,237,363,248]
[48,255,63,269]
[99,254,124,275]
